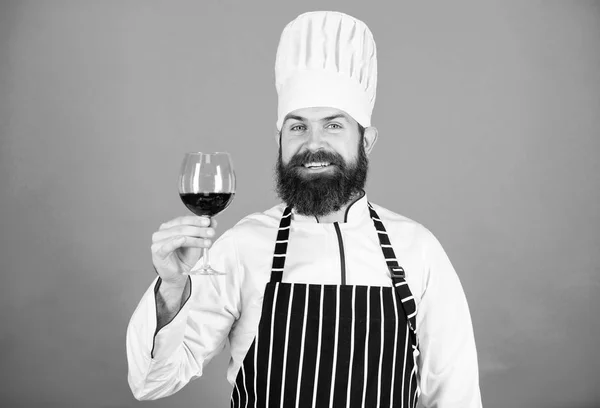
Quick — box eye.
[290,124,306,132]
[326,123,342,129]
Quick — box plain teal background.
[1,1,599,407]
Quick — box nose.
[305,127,326,150]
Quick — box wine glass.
[179,152,235,275]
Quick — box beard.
[275,142,369,217]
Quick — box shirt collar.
[290,190,369,225]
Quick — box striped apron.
[231,203,420,408]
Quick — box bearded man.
[127,11,482,407]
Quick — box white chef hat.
[275,11,378,130]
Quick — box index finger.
[160,215,216,230]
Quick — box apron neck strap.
[367,203,418,333]
[269,206,293,283]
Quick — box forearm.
[155,277,191,332]
[127,275,203,401]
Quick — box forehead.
[284,107,356,123]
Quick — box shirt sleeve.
[415,227,482,408]
[126,231,242,400]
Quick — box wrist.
[159,275,189,290]
[158,277,189,306]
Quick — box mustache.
[288,150,345,167]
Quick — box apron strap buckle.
[389,265,405,279]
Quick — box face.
[275,107,377,216]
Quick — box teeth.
[303,162,331,168]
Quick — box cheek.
[329,141,354,161]
[339,147,361,165]
[280,140,300,163]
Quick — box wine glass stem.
[202,247,210,269]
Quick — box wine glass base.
[184,268,226,276]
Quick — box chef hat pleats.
[275,11,378,130]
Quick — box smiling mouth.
[302,161,332,169]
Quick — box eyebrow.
[283,113,349,126]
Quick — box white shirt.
[126,193,482,407]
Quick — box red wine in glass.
[179,192,235,217]
[179,152,235,275]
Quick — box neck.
[315,190,364,223]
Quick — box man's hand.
[151,215,218,286]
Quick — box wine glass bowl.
[179,152,235,275]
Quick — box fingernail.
[207,229,214,237]
[204,239,211,246]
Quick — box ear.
[274,126,281,148]
[363,126,378,155]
